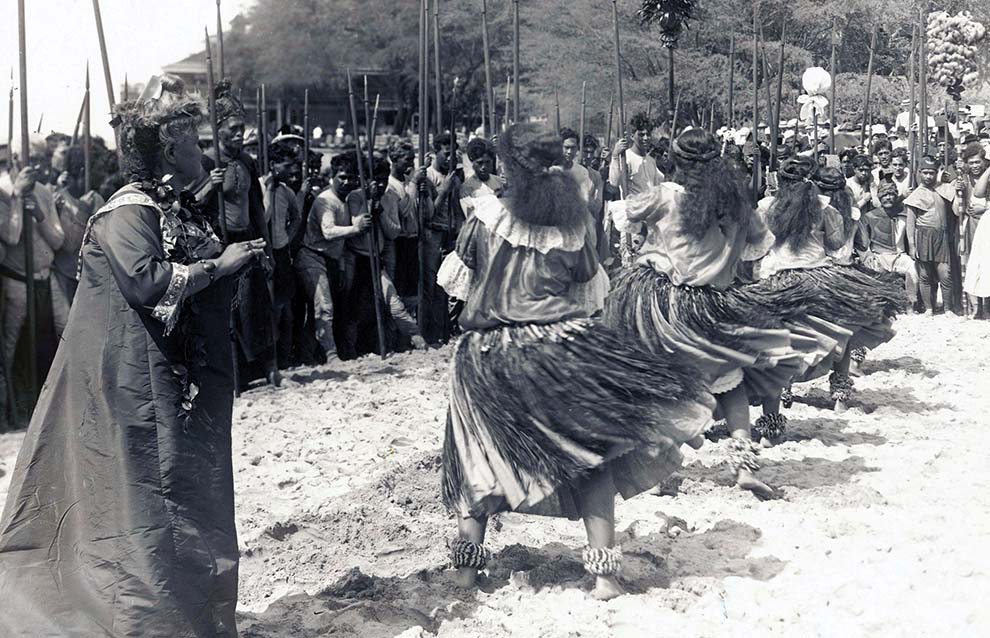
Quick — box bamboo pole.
[417,0,429,335]
[432,0,443,137]
[667,47,675,127]
[260,84,269,174]
[860,24,878,147]
[17,0,37,400]
[216,0,225,79]
[347,69,388,359]
[481,0,495,137]
[554,87,560,133]
[504,74,511,129]
[91,0,115,109]
[829,18,836,154]
[84,63,91,193]
[727,36,735,128]
[513,0,520,124]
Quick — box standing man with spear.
[201,75,279,389]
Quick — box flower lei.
[139,177,223,427]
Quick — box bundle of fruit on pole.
[927,11,987,99]
[638,0,696,47]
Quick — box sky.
[1,0,257,148]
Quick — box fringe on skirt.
[604,266,834,401]
[754,264,906,352]
[442,318,716,520]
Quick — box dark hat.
[814,167,846,191]
[919,155,939,170]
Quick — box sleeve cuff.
[151,263,190,335]
[437,251,473,300]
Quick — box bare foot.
[849,361,863,378]
[453,567,478,588]
[834,399,848,413]
[686,434,705,450]
[736,468,780,500]
[590,575,626,601]
[759,436,773,448]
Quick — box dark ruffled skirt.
[603,266,834,401]
[754,264,906,360]
[442,318,716,520]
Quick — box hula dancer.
[755,157,906,414]
[437,124,715,601]
[604,129,829,499]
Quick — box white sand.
[2,314,989,637]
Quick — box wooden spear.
[554,87,561,132]
[605,92,615,149]
[203,27,241,397]
[907,24,917,187]
[260,84,269,174]
[771,18,786,168]
[216,0,225,79]
[513,0,520,124]
[578,81,587,156]
[124,73,129,101]
[432,0,443,137]
[302,88,310,180]
[860,24,878,147]
[417,0,428,335]
[919,9,928,154]
[346,68,388,359]
[6,69,12,166]
[481,0,495,137]
[91,0,115,109]
[727,35,735,128]
[671,90,682,137]
[35,113,43,134]
[611,0,628,196]
[17,0,37,399]
[71,93,86,145]
[84,63,91,193]
[829,18,836,154]
[504,74,511,129]
[751,1,760,201]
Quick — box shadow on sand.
[238,521,784,637]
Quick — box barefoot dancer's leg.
[577,468,625,601]
[454,515,488,587]
[831,349,853,413]
[719,385,776,499]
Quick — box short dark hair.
[559,127,579,143]
[891,147,909,160]
[269,141,299,165]
[582,134,599,150]
[432,132,458,152]
[839,148,859,162]
[466,137,495,162]
[330,153,356,175]
[387,139,415,163]
[872,139,893,153]
[851,155,873,169]
[961,141,986,161]
[629,111,653,133]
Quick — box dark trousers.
[421,228,453,344]
[271,248,295,367]
[916,260,952,313]
[334,252,379,360]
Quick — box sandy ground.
[2,313,989,637]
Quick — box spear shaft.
[84,63,91,193]
[512,0,520,124]
[860,24,878,147]
[417,0,428,334]
[578,81,586,156]
[18,0,37,399]
[346,69,388,359]
[216,0,225,79]
[91,0,115,109]
[829,18,836,154]
[481,0,495,137]
[432,0,443,137]
[303,88,310,179]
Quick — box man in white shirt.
[609,111,664,196]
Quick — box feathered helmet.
[213,79,245,123]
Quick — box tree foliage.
[224,0,990,134]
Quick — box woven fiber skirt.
[755,264,906,354]
[442,318,716,520]
[604,266,832,401]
